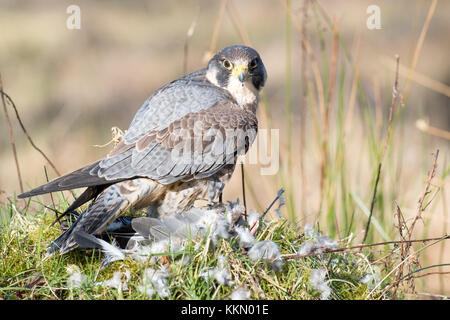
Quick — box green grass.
[0,197,389,300]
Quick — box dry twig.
[367,235,449,299]
[386,150,440,297]
[0,74,24,193]
[283,235,449,260]
[391,202,407,298]
[0,81,61,178]
[408,150,440,239]
[362,55,401,243]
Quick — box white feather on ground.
[297,224,338,255]
[248,240,284,271]
[66,265,87,289]
[234,225,255,248]
[199,255,234,286]
[95,270,131,291]
[309,269,332,300]
[95,239,126,265]
[138,266,170,298]
[231,286,251,300]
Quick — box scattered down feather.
[138,266,171,298]
[248,240,284,271]
[309,269,332,300]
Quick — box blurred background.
[0,0,449,296]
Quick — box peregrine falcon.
[19,45,267,254]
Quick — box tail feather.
[47,213,84,254]
[49,185,108,227]
[48,200,124,255]
[47,178,155,254]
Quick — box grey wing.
[97,100,258,184]
[123,71,226,144]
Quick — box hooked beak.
[232,65,249,83]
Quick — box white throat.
[206,66,260,107]
[226,76,259,107]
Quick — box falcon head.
[206,45,267,106]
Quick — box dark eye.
[249,58,258,69]
[222,59,233,70]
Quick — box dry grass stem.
[416,120,450,141]
[319,18,339,212]
[183,6,200,75]
[344,32,361,134]
[204,0,228,63]
[226,1,251,46]
[277,0,325,120]
[299,0,309,218]
[362,55,401,243]
[391,202,407,298]
[408,150,440,238]
[382,55,450,98]
[403,0,438,101]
